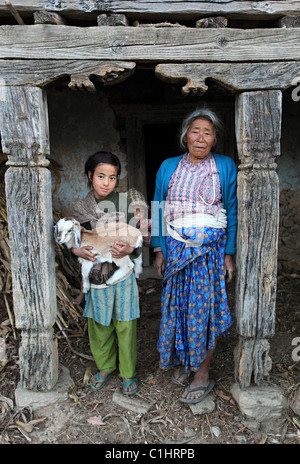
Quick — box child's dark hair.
[85,151,121,188]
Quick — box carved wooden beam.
[0,59,298,94]
[234,90,282,388]
[68,61,136,92]
[0,25,300,62]
[0,60,136,90]
[155,62,300,94]
[0,85,58,391]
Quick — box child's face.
[89,163,118,199]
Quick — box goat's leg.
[106,257,134,285]
[133,254,143,278]
[80,259,95,293]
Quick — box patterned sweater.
[151,153,238,257]
[164,152,223,221]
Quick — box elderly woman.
[151,108,237,404]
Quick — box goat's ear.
[54,224,58,242]
[73,224,81,248]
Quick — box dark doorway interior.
[144,123,182,203]
[144,122,182,265]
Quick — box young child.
[71,151,145,395]
[127,186,151,247]
[71,189,150,304]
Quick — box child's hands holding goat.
[71,242,134,261]
[71,246,96,262]
[111,241,134,259]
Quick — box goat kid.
[54,217,143,293]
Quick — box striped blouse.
[164,153,223,221]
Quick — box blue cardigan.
[151,153,238,257]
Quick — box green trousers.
[88,318,137,379]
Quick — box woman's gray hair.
[179,108,223,151]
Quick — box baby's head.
[127,188,148,218]
[133,205,147,220]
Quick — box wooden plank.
[0,1,299,19]
[0,25,299,62]
[156,62,300,94]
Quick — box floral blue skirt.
[157,226,233,373]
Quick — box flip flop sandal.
[90,372,111,391]
[171,366,190,386]
[179,379,215,404]
[122,377,138,395]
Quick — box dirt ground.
[0,274,300,446]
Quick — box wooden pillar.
[0,85,58,391]
[234,90,282,388]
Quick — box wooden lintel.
[156,62,300,94]
[0,1,300,20]
[0,60,136,90]
[0,25,300,62]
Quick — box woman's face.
[184,118,215,163]
[89,163,118,199]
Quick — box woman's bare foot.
[180,374,210,401]
[180,348,215,402]
[171,366,190,385]
[180,370,215,403]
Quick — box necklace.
[187,153,216,207]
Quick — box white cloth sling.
[166,209,227,246]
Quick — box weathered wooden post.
[0,85,58,391]
[234,90,282,387]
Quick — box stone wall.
[278,91,300,274]
[278,189,300,274]
[47,87,129,217]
